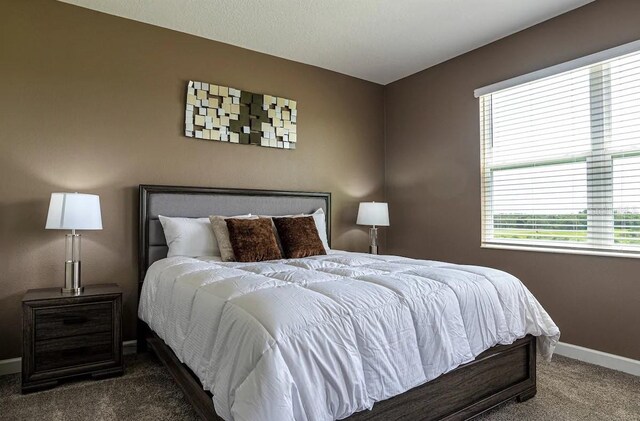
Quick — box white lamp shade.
[45,193,103,230]
[357,202,389,227]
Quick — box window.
[478,42,640,257]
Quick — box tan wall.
[2,0,637,363]
[385,0,640,360]
[0,0,385,359]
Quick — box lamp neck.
[368,226,379,254]
[63,230,83,295]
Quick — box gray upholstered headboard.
[138,185,331,285]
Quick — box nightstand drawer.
[35,331,114,372]
[34,302,112,340]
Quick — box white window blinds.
[479,44,640,256]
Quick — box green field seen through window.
[493,213,640,245]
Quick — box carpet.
[0,353,638,420]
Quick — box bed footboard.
[348,335,536,420]
[139,319,536,421]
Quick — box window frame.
[479,47,640,259]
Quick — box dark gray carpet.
[0,353,638,420]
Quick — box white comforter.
[139,251,560,421]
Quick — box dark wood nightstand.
[22,284,124,393]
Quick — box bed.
[137,185,560,421]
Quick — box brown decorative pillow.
[225,218,283,262]
[209,214,257,261]
[273,216,327,259]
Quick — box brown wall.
[2,0,638,363]
[0,0,385,359]
[385,0,640,360]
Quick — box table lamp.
[45,192,103,295]
[357,202,389,254]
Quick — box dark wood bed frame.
[137,185,537,421]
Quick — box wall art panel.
[184,80,297,149]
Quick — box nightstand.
[22,284,124,393]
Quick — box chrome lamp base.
[62,287,84,295]
[63,260,83,295]
[368,227,379,255]
[62,233,83,295]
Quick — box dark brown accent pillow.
[273,216,327,259]
[225,218,283,262]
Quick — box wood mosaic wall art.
[184,80,297,149]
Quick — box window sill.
[481,243,640,259]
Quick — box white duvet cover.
[139,251,560,421]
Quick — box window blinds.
[479,44,640,256]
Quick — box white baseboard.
[0,358,21,376]
[0,340,139,376]
[123,339,137,355]
[554,341,640,376]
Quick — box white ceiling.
[60,0,593,85]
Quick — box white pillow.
[310,208,330,252]
[158,216,218,258]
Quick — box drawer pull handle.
[63,316,88,325]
